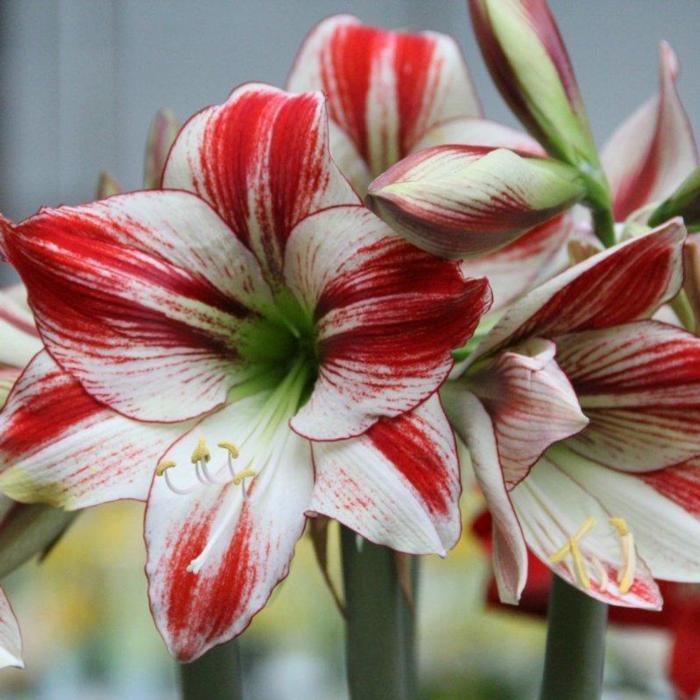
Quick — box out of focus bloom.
[650,167,700,233]
[0,85,491,661]
[366,144,584,258]
[444,220,700,610]
[143,108,180,190]
[468,0,598,172]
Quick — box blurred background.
[0,1,698,698]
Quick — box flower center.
[548,516,636,594]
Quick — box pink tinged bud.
[366,145,585,259]
[143,109,180,190]
[469,0,597,169]
[95,171,122,199]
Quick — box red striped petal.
[469,219,686,364]
[603,42,698,221]
[556,321,700,471]
[0,351,190,509]
[0,590,22,669]
[6,191,273,422]
[309,395,460,555]
[286,206,492,440]
[163,84,357,281]
[287,15,479,181]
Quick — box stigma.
[549,517,596,590]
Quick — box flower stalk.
[178,639,243,700]
[341,526,416,700]
[540,575,608,700]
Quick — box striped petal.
[0,590,22,669]
[548,445,700,583]
[441,387,527,604]
[511,456,661,608]
[466,219,686,366]
[0,284,41,369]
[287,14,480,183]
[285,206,491,440]
[0,351,190,509]
[464,338,588,489]
[163,83,357,281]
[556,321,700,471]
[145,395,313,661]
[603,42,698,222]
[460,214,572,311]
[309,395,460,556]
[5,191,273,422]
[367,145,584,259]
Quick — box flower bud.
[366,145,585,258]
[469,0,598,170]
[144,109,180,190]
[95,170,122,199]
[649,167,700,233]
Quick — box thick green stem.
[540,576,608,700]
[591,206,615,248]
[341,526,416,700]
[178,639,243,700]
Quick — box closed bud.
[95,170,122,199]
[144,109,180,190]
[649,167,700,233]
[366,145,585,258]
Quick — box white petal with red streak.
[556,321,700,471]
[0,589,22,669]
[441,386,527,603]
[145,394,313,661]
[285,206,491,440]
[462,219,686,371]
[511,455,661,608]
[287,15,480,177]
[8,191,272,422]
[310,395,460,555]
[548,446,700,582]
[0,351,190,509]
[603,42,698,221]
[0,285,40,369]
[163,83,357,280]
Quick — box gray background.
[1,0,698,260]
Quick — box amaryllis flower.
[443,219,700,609]
[474,509,700,700]
[287,14,573,310]
[0,85,491,660]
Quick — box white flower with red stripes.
[0,85,493,661]
[443,219,700,610]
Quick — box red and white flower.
[287,14,573,309]
[0,85,492,661]
[443,219,700,610]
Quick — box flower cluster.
[0,0,699,678]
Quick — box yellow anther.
[218,441,240,459]
[191,437,210,464]
[571,542,591,590]
[574,517,596,541]
[156,460,177,476]
[232,468,256,486]
[549,541,573,564]
[610,517,635,594]
[548,517,597,590]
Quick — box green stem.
[539,576,608,700]
[591,206,615,248]
[341,526,415,700]
[178,639,243,700]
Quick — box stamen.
[156,460,177,476]
[610,517,635,594]
[218,441,240,459]
[548,517,597,590]
[232,468,256,486]
[191,437,210,464]
[590,556,609,592]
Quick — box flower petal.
[309,395,460,555]
[466,219,686,366]
[0,351,190,509]
[145,395,313,661]
[415,117,545,155]
[285,205,491,440]
[459,214,572,311]
[466,338,588,489]
[6,191,273,422]
[367,145,584,259]
[603,42,698,221]
[556,321,700,471]
[0,590,22,669]
[287,15,480,180]
[511,455,661,608]
[441,386,527,604]
[163,83,357,280]
[549,445,700,583]
[0,284,41,369]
